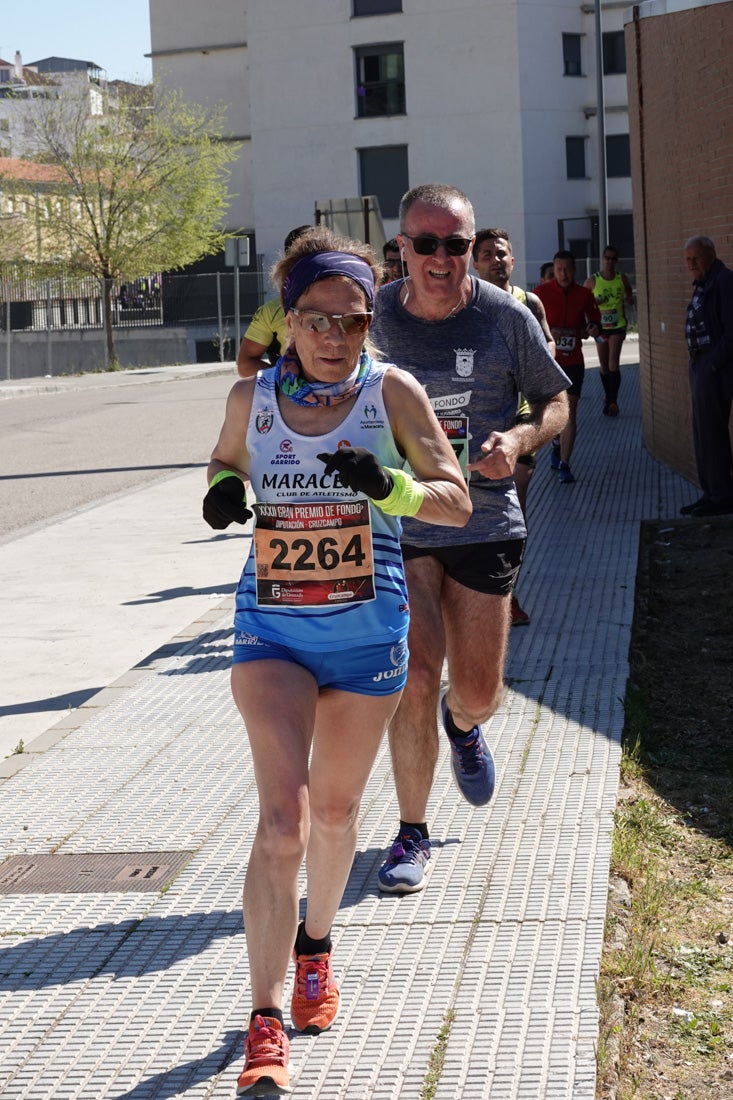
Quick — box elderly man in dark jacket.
[681,235,733,516]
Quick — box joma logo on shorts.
[372,663,408,683]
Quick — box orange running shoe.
[236,1014,291,1096]
[290,947,340,1034]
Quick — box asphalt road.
[0,371,237,542]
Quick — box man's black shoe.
[680,498,708,515]
[684,500,733,517]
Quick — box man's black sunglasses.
[401,233,474,257]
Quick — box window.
[354,0,402,13]
[355,43,405,117]
[606,134,631,177]
[603,31,626,75]
[358,145,408,219]
[609,213,634,258]
[563,33,582,76]
[566,136,586,179]
[568,237,591,262]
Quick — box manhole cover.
[0,851,194,894]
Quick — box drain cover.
[0,851,194,894]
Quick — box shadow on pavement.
[0,910,242,991]
[0,687,102,719]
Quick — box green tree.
[23,82,240,366]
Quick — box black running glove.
[203,472,253,529]
[317,447,394,500]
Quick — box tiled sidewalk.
[0,359,695,1099]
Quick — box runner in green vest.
[584,246,634,416]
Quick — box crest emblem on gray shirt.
[454,349,476,377]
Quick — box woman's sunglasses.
[401,233,474,257]
[291,308,373,335]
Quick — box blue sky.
[1,0,152,83]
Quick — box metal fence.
[0,266,267,335]
[1,258,638,334]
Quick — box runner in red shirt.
[535,251,602,483]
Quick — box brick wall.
[625,1,733,484]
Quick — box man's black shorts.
[402,539,525,596]
[561,363,585,397]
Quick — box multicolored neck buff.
[282,251,375,313]
[275,347,371,407]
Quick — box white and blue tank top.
[234,360,409,650]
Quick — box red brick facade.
[625,0,733,483]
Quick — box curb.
[0,362,237,400]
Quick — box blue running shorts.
[232,632,409,696]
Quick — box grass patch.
[596,521,733,1099]
[421,1010,455,1100]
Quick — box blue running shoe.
[441,692,495,806]
[550,441,561,470]
[558,460,576,484]
[377,826,431,894]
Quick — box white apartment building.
[0,54,109,160]
[148,0,633,288]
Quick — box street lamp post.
[595,0,609,256]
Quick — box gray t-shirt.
[371,276,570,546]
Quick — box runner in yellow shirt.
[584,245,634,416]
[236,225,311,377]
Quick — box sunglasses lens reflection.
[295,310,371,335]
[341,314,371,334]
[410,235,472,257]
